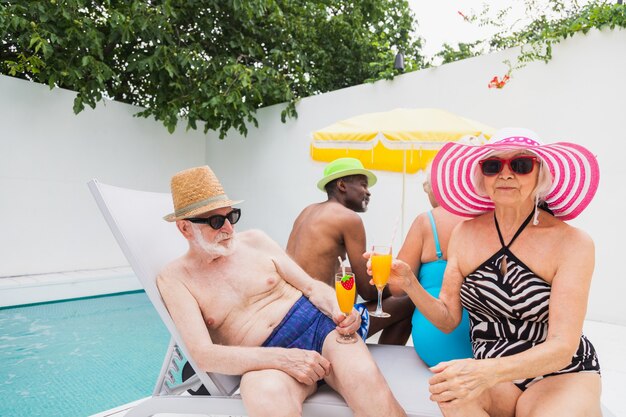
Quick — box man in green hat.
[287,158,412,345]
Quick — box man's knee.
[241,370,308,417]
[341,355,387,392]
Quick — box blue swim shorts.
[354,302,370,341]
[262,296,337,353]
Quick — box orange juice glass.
[371,252,392,289]
[370,245,391,318]
[335,272,358,344]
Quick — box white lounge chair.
[88,179,615,417]
[88,179,442,417]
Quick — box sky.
[408,0,594,60]
[408,0,495,59]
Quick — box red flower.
[488,74,510,89]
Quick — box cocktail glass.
[370,245,392,318]
[335,272,358,344]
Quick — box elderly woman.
[387,129,601,416]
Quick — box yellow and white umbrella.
[311,108,495,173]
[311,108,495,238]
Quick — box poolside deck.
[0,267,140,307]
[3,270,623,416]
[92,319,626,417]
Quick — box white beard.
[191,224,237,258]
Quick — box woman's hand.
[363,252,414,293]
[428,358,498,404]
[388,259,415,292]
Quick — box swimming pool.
[0,291,173,417]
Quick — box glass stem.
[376,288,384,314]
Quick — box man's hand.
[333,308,361,335]
[280,348,332,385]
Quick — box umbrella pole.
[401,149,406,245]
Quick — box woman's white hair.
[424,161,433,187]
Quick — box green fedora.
[317,157,377,191]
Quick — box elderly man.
[157,166,406,417]
[287,158,413,345]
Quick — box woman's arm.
[388,221,466,332]
[484,226,595,379]
[394,214,425,296]
[429,226,595,402]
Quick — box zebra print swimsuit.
[460,211,600,391]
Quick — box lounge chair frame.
[89,179,441,417]
[89,179,614,417]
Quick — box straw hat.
[430,128,600,220]
[317,157,377,191]
[163,166,243,222]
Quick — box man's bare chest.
[186,256,286,328]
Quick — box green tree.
[0,0,423,137]
[434,41,483,65]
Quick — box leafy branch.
[433,0,626,87]
[0,0,424,138]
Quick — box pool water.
[0,291,173,417]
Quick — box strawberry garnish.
[340,274,354,290]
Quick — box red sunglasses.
[479,156,538,176]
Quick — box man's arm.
[252,230,361,335]
[342,212,378,300]
[157,272,331,385]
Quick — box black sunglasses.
[479,156,538,176]
[187,208,241,230]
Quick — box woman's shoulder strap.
[427,210,443,259]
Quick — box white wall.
[0,76,206,275]
[204,28,626,325]
[0,29,623,324]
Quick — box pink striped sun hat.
[430,128,600,220]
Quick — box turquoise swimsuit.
[411,211,473,367]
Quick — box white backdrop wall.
[0,29,623,324]
[204,29,626,325]
[0,75,206,275]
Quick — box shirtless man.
[157,166,406,417]
[287,158,413,345]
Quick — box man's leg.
[322,331,407,417]
[240,369,316,417]
[365,295,413,345]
